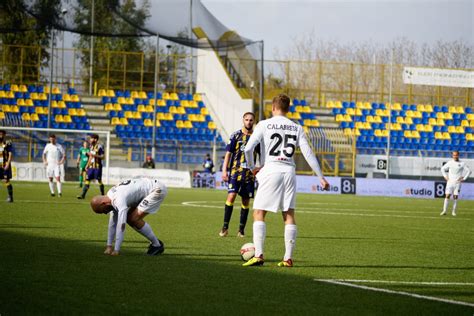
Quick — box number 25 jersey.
[244,115,323,177]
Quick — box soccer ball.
[240,242,255,261]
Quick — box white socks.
[56,181,62,194]
[452,200,457,215]
[136,223,160,246]
[49,181,55,194]
[441,198,449,215]
[253,221,266,258]
[284,224,297,261]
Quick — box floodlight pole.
[385,48,394,179]
[189,0,193,94]
[259,41,264,121]
[152,34,160,159]
[89,0,95,95]
[47,28,55,129]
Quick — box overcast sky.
[201,0,473,59]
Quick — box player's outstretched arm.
[105,211,118,255]
[244,123,264,170]
[298,129,329,190]
[111,209,129,256]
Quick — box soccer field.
[1,182,473,315]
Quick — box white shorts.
[445,181,461,195]
[253,168,296,213]
[137,183,168,214]
[46,164,61,178]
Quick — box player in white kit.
[440,151,471,216]
[42,135,65,197]
[90,178,168,256]
[242,94,329,267]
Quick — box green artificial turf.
[0,182,473,315]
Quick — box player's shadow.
[0,224,62,229]
[265,235,403,241]
[0,229,472,315]
[295,264,474,270]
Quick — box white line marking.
[328,279,474,286]
[181,201,471,220]
[315,279,474,308]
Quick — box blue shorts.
[86,168,102,182]
[228,177,255,198]
[0,168,12,180]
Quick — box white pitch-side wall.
[196,48,253,143]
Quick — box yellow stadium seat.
[344,114,352,122]
[286,112,294,119]
[404,130,412,138]
[177,107,186,114]
[132,112,141,119]
[63,94,71,102]
[428,118,437,125]
[0,91,5,98]
[63,115,72,123]
[111,117,121,125]
[201,107,209,115]
[467,114,474,120]
[334,101,343,108]
[162,92,170,99]
[21,113,31,121]
[455,126,464,133]
[346,108,355,115]
[396,116,405,124]
[68,109,78,116]
[194,94,202,102]
[0,112,5,120]
[105,103,114,111]
[144,119,153,127]
[55,115,64,122]
[155,120,161,127]
[51,101,58,108]
[25,99,33,106]
[107,90,115,97]
[113,103,122,111]
[412,131,420,138]
[9,106,19,113]
[169,106,177,114]
[416,125,424,131]
[392,103,402,110]
[76,109,86,116]
[11,84,19,92]
[52,87,61,94]
[137,105,146,112]
[145,105,154,112]
[184,121,193,128]
[58,101,66,108]
[35,107,44,114]
[208,122,216,129]
[131,91,139,98]
[466,134,474,140]
[98,89,107,97]
[326,101,335,108]
[164,113,173,120]
[30,113,39,121]
[417,104,425,111]
[303,119,311,126]
[335,114,343,122]
[176,120,184,128]
[444,113,453,120]
[117,97,126,104]
[374,130,383,137]
[16,99,24,106]
[448,106,456,113]
[120,118,129,125]
[356,102,363,108]
[424,104,433,112]
[456,106,464,113]
[405,117,413,124]
[424,125,433,132]
[354,108,362,116]
[139,91,147,99]
[149,99,156,106]
[312,120,320,127]
[157,113,165,120]
[2,105,11,112]
[156,99,165,106]
[71,95,80,102]
[295,106,303,113]
[19,85,27,93]
[461,120,469,127]
[38,93,47,100]
[124,111,133,118]
[6,91,14,98]
[436,118,445,126]
[170,93,179,101]
[434,132,443,139]
[293,112,301,120]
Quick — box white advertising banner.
[107,167,191,188]
[11,162,65,182]
[356,178,435,199]
[403,67,474,88]
[356,155,474,178]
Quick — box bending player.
[78,134,104,199]
[0,130,14,202]
[42,134,66,197]
[243,94,329,267]
[90,177,168,256]
[219,112,260,238]
[440,150,471,216]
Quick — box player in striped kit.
[77,134,105,199]
[440,151,471,216]
[0,130,14,202]
[90,177,168,256]
[242,94,329,267]
[219,112,260,238]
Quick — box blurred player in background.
[0,130,14,202]
[77,134,104,199]
[219,112,260,238]
[440,151,471,216]
[90,178,167,256]
[243,94,329,267]
[76,140,90,188]
[202,153,214,173]
[42,134,65,197]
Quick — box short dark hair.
[90,134,99,140]
[272,94,291,113]
[243,112,255,118]
[49,134,56,138]
[0,130,5,135]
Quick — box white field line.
[315,279,474,308]
[181,201,470,220]
[324,279,474,286]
